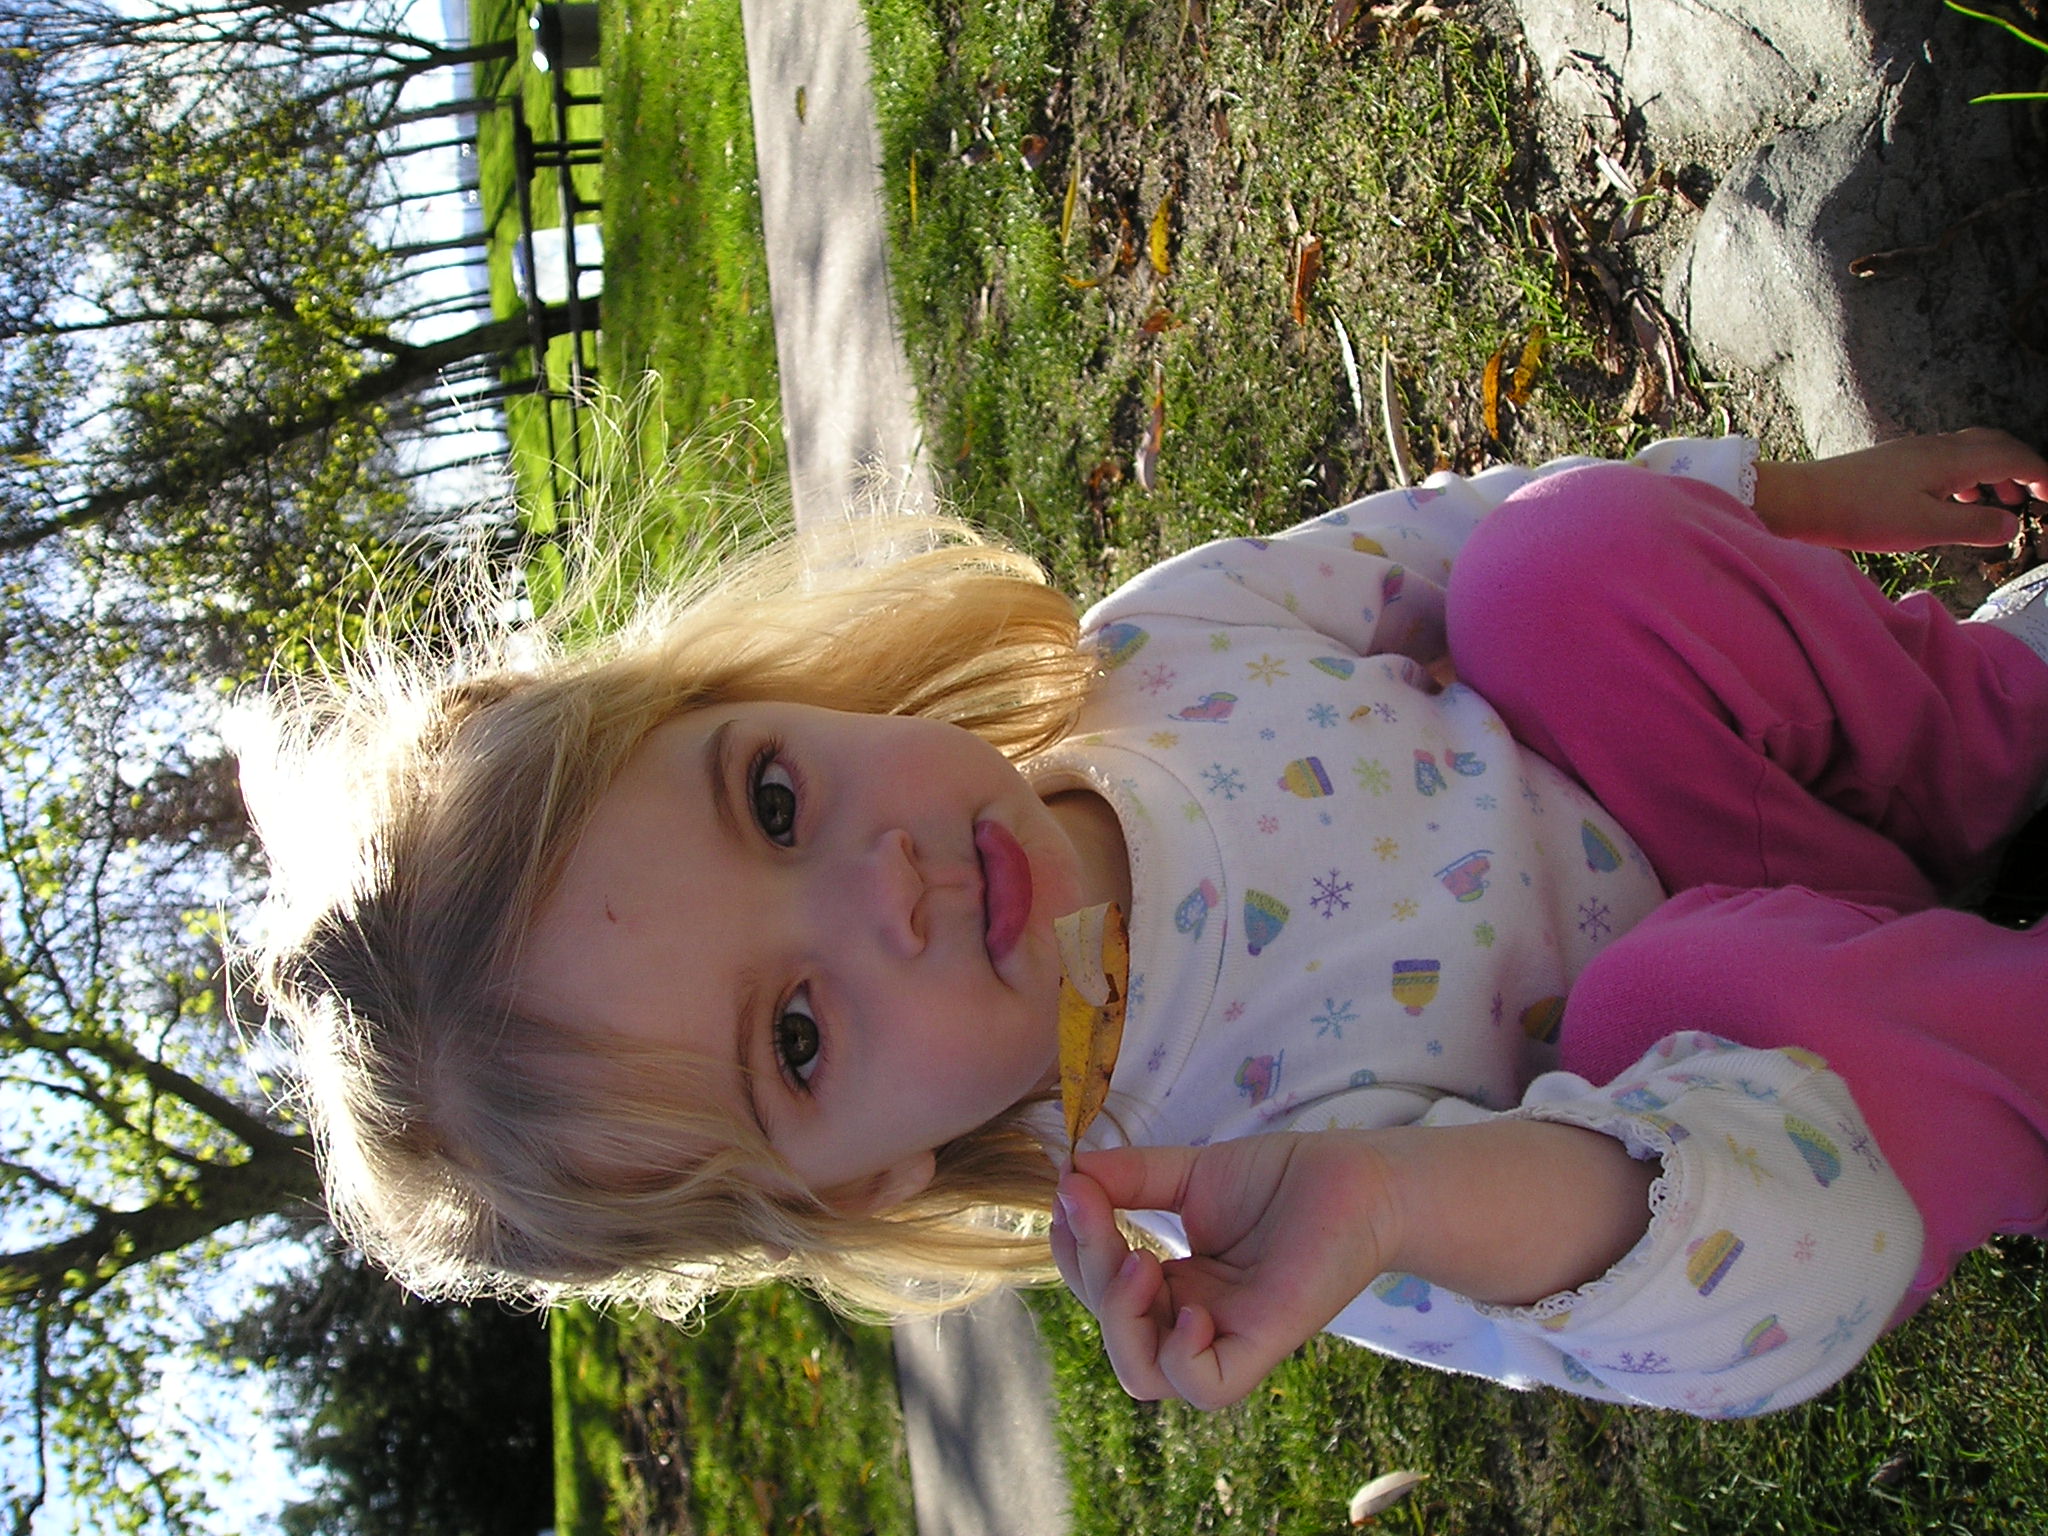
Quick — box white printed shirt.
[1027,438,1923,1416]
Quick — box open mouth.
[974,819,1032,964]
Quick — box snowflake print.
[1259,727,1277,741]
[1246,653,1289,686]
[1520,775,1544,810]
[1353,758,1392,795]
[1311,997,1358,1038]
[1201,763,1246,799]
[1223,1000,1246,1022]
[1209,632,1232,652]
[1391,898,1419,921]
[1577,898,1613,938]
[1819,1299,1873,1358]
[1373,700,1398,723]
[1610,1350,1672,1375]
[1138,663,1178,695]
[1669,453,1693,475]
[1257,814,1279,835]
[1307,702,1339,728]
[1317,560,1335,578]
[1310,869,1354,917]
[1490,992,1505,1026]
[1372,836,1399,862]
[1128,972,1146,1009]
[1793,1233,1817,1264]
[1426,1039,1444,1056]
[1472,922,1496,947]
[1148,730,1180,750]
[1475,793,1497,811]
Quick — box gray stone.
[1499,0,2048,455]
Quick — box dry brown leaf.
[1136,383,1166,491]
[1290,235,1324,325]
[1021,134,1050,170]
[1061,271,1101,290]
[1481,345,1506,439]
[1055,902,1129,1151]
[1148,191,1174,276]
[1140,307,1179,334]
[1060,162,1080,249]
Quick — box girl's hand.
[1753,428,2047,551]
[1049,1133,1397,1410]
[1048,1120,1657,1410]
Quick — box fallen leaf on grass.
[1149,191,1174,276]
[1290,235,1324,325]
[1349,1470,1425,1523]
[1021,134,1050,170]
[1508,324,1546,404]
[908,152,918,227]
[1055,902,1129,1151]
[1060,163,1080,248]
[1376,336,1414,488]
[1481,345,1506,439]
[1136,382,1166,492]
[1140,307,1179,334]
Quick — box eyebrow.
[734,965,771,1144]
[705,718,741,840]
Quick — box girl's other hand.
[1048,1133,1396,1410]
[1753,428,2048,552]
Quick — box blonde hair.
[236,442,1096,1320]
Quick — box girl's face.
[514,701,1100,1211]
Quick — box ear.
[825,1150,936,1216]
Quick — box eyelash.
[774,986,822,1090]
[747,738,801,846]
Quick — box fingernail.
[1117,1251,1144,1283]
[1054,1191,1076,1231]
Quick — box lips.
[974,820,1033,964]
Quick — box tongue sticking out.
[975,821,1032,963]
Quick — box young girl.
[238,426,2048,1422]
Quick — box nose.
[853,828,925,959]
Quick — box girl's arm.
[1752,428,2047,551]
[1051,1120,1654,1410]
[1053,1035,1922,1417]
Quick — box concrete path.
[734,2,1070,1533]
[738,0,933,524]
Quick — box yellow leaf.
[1060,163,1079,250]
[1054,902,1129,1151]
[1148,191,1173,275]
[1481,345,1505,439]
[1508,324,1546,405]
[908,151,919,228]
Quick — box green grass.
[1035,1237,2048,1535]
[552,1296,915,1536]
[862,0,1726,602]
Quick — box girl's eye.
[775,989,821,1086]
[751,753,799,845]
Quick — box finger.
[1049,1189,1081,1295]
[1092,1250,1181,1401]
[1071,1143,1202,1215]
[1937,428,2048,503]
[1921,497,2024,549]
[1055,1172,1134,1311]
[1153,1302,1248,1412]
